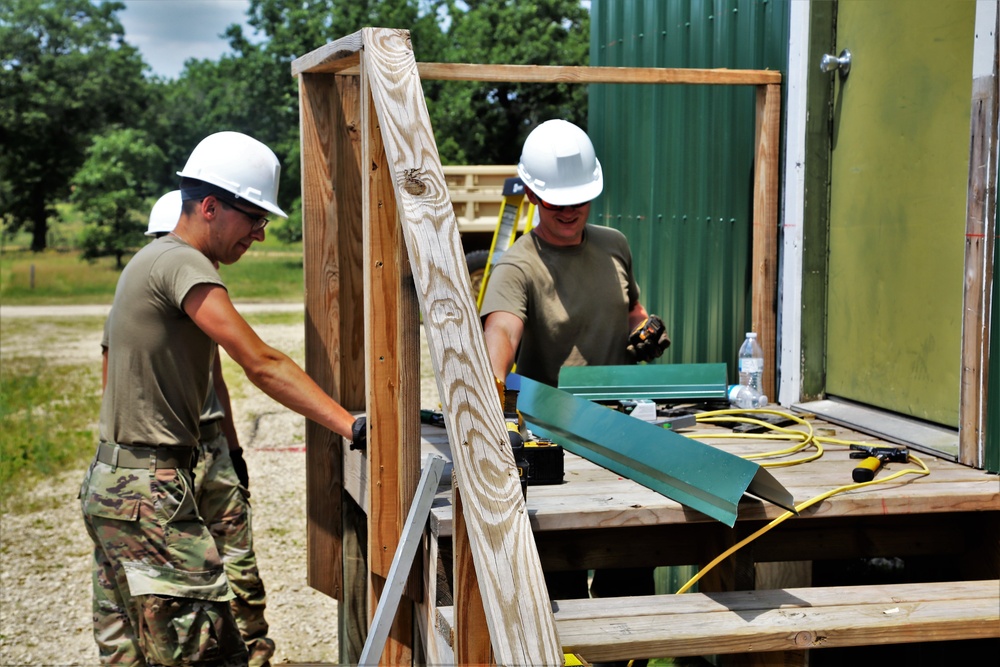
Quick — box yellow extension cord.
[672,407,930,595]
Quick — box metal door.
[826,0,975,428]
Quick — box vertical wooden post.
[300,71,366,598]
[453,482,493,665]
[360,28,562,665]
[753,82,782,402]
[959,2,998,467]
[361,56,422,664]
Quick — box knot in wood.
[793,631,816,647]
[401,168,427,196]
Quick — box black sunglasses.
[538,199,588,212]
[217,197,269,232]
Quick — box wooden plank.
[336,62,781,85]
[437,580,1000,661]
[301,70,364,598]
[291,30,364,76]
[360,27,562,666]
[752,83,781,402]
[959,1,999,467]
[340,491,369,665]
[360,456,445,666]
[361,56,421,665]
[453,481,493,666]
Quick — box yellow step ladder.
[476,176,536,309]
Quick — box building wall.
[588,0,789,380]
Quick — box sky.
[117,1,255,80]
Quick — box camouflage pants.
[193,432,273,667]
[81,449,248,666]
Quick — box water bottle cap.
[746,332,757,338]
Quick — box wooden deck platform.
[344,406,999,662]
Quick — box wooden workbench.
[345,410,999,582]
[343,409,999,663]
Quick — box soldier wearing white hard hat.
[82,132,365,665]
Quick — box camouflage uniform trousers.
[80,446,248,666]
[193,430,274,667]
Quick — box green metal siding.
[589,0,789,384]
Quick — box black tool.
[849,444,909,483]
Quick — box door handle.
[820,49,852,76]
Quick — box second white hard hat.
[177,131,288,218]
[146,190,182,236]
[517,119,603,206]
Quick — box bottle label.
[739,358,763,373]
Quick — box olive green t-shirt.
[99,235,225,448]
[480,225,640,387]
[101,314,225,427]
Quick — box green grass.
[0,356,101,510]
[1,240,305,305]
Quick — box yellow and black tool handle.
[852,456,883,483]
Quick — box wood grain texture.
[360,62,422,664]
[300,73,343,598]
[291,30,363,76]
[752,83,781,402]
[360,27,562,666]
[334,62,781,85]
[453,483,494,666]
[959,70,998,467]
[437,580,1000,662]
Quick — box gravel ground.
[0,304,441,666]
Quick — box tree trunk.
[30,199,48,252]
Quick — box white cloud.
[117,0,255,79]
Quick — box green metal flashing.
[557,363,728,403]
[515,375,795,527]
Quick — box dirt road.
[1,302,432,665]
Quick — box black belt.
[96,442,197,470]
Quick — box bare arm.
[184,283,356,440]
[628,301,650,332]
[483,311,525,381]
[212,353,241,451]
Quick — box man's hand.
[229,448,250,489]
[627,314,671,362]
[350,416,367,452]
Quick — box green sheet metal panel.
[588,0,789,384]
[557,363,728,402]
[516,375,795,526]
[826,0,973,427]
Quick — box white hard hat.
[517,119,603,206]
[146,190,182,236]
[177,131,288,218]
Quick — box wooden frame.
[294,28,782,664]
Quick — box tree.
[434,0,591,164]
[0,0,150,251]
[70,129,165,268]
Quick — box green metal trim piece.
[516,375,795,527]
[559,364,728,401]
[557,364,729,402]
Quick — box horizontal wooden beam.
[333,61,782,85]
[438,580,1000,662]
[291,30,364,76]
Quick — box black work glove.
[350,416,367,452]
[627,314,671,363]
[229,448,250,489]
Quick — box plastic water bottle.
[733,332,767,408]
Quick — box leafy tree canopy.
[0,0,151,251]
[71,128,165,268]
